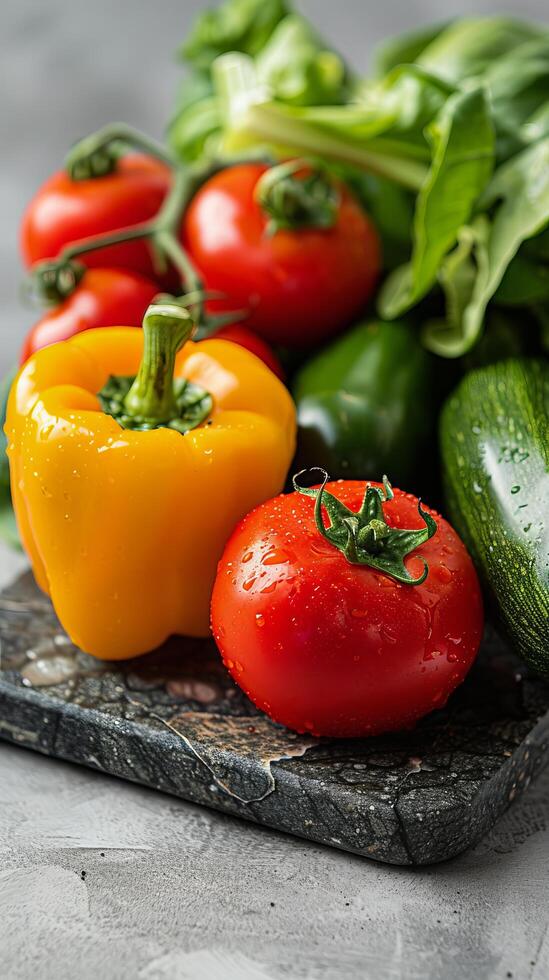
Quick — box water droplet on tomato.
[260,581,277,594]
[242,551,253,563]
[225,659,235,670]
[262,548,291,565]
[423,648,444,662]
[242,577,256,591]
[350,608,367,619]
[433,564,452,584]
[255,613,265,627]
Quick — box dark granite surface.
[1,571,548,865]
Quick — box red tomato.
[20,268,159,363]
[211,481,483,738]
[20,155,171,280]
[216,324,284,380]
[183,163,380,348]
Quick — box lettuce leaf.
[181,0,289,69]
[373,21,450,78]
[255,14,351,107]
[378,86,494,318]
[423,139,549,355]
[416,16,547,83]
[170,4,351,162]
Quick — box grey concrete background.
[2,2,549,978]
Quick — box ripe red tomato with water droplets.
[211,480,483,738]
[183,163,381,348]
[20,155,171,280]
[19,268,160,363]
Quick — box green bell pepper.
[293,319,437,491]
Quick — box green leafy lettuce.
[181,0,289,68]
[170,2,351,163]
[423,139,549,355]
[378,86,494,319]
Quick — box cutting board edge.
[1,678,548,866]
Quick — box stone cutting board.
[0,571,548,865]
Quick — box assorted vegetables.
[2,2,548,738]
[170,5,549,358]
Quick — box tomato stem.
[62,221,155,259]
[24,258,87,305]
[29,146,218,320]
[157,232,202,294]
[254,159,339,235]
[28,124,269,328]
[65,123,177,180]
[27,222,156,305]
[293,468,437,585]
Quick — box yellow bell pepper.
[6,300,296,659]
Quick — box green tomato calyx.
[293,467,437,585]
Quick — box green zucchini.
[440,358,548,676]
